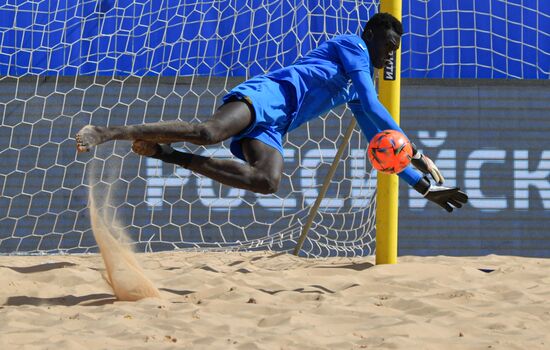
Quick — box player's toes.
[76,141,89,153]
[75,132,88,152]
[75,125,103,153]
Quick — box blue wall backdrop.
[0,0,548,78]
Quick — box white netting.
[402,0,549,79]
[3,1,546,256]
[0,1,380,256]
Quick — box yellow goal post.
[293,0,402,264]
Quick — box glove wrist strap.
[413,176,431,197]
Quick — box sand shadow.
[314,262,374,271]
[159,288,194,296]
[259,284,336,295]
[200,266,219,273]
[478,268,495,273]
[235,268,252,274]
[4,293,116,307]
[1,262,78,274]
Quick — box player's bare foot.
[132,140,160,157]
[75,125,111,152]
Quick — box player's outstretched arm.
[345,71,467,211]
[347,100,466,212]
[413,176,468,212]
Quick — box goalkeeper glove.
[413,176,468,213]
[410,144,444,185]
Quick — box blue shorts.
[222,76,296,162]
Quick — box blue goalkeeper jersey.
[264,34,421,186]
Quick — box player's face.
[368,27,401,69]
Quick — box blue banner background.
[0,0,548,78]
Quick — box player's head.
[362,13,403,69]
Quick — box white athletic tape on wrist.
[421,185,431,197]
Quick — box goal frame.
[375,0,401,265]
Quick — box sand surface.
[1,252,549,350]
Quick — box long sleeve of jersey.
[334,38,421,187]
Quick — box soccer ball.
[367,130,413,174]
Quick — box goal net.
[1,1,546,256]
[0,1,380,256]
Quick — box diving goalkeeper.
[76,13,468,212]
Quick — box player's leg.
[75,100,252,152]
[132,138,283,194]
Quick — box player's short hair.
[363,12,403,37]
